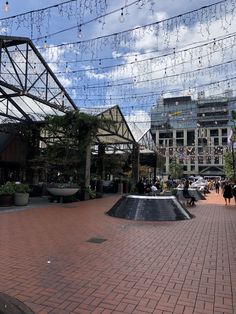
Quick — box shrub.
[0,182,15,195]
[14,183,30,194]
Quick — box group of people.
[136,178,163,195]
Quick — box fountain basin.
[106,195,193,221]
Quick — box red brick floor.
[0,191,235,313]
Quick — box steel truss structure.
[0,35,156,155]
[0,35,77,124]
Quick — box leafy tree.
[169,158,184,179]
[223,151,235,180]
[41,111,103,183]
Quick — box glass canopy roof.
[0,35,157,152]
[0,35,77,124]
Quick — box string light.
[43,38,48,49]
[77,25,82,38]
[119,8,125,23]
[4,1,9,12]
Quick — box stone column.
[132,142,140,184]
[96,144,106,193]
[84,145,91,188]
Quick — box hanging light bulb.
[43,38,48,49]
[77,25,82,38]
[4,1,9,12]
[119,8,125,23]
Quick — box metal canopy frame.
[138,129,157,153]
[0,36,156,153]
[95,105,135,145]
[0,35,77,124]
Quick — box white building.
[151,93,236,178]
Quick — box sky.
[0,0,236,132]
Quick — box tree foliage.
[41,111,103,182]
[169,158,184,179]
[223,151,235,180]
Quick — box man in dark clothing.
[183,180,196,206]
[136,179,145,194]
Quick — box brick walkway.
[0,191,235,314]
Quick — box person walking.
[183,180,196,206]
[215,181,220,194]
[223,181,233,205]
[232,183,236,204]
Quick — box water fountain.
[106,195,193,221]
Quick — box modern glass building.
[151,91,236,178]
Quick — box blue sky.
[0,0,235,129]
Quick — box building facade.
[151,92,236,178]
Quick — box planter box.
[0,195,13,207]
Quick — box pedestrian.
[215,181,220,194]
[233,183,236,204]
[183,180,196,206]
[223,181,233,205]
[136,179,144,194]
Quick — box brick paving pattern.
[0,191,235,313]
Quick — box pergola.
[0,36,140,185]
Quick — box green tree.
[224,151,234,180]
[169,158,184,179]
[41,111,103,183]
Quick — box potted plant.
[0,182,15,207]
[14,183,30,206]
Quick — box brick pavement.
[0,191,235,313]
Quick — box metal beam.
[0,85,32,121]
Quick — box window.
[222,128,227,136]
[176,131,184,138]
[214,138,219,145]
[187,131,195,146]
[198,147,203,154]
[159,132,173,139]
[176,139,184,146]
[222,137,228,145]
[210,129,219,136]
[198,156,203,164]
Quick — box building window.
[176,131,184,138]
[214,138,219,145]
[214,156,219,164]
[159,132,173,138]
[222,128,227,136]
[198,147,203,154]
[187,131,195,146]
[210,129,219,136]
[176,139,184,146]
[222,137,228,145]
[198,157,203,164]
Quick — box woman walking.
[223,181,233,205]
[233,183,236,204]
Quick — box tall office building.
[151,92,236,178]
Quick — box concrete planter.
[14,193,29,206]
[47,188,79,196]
